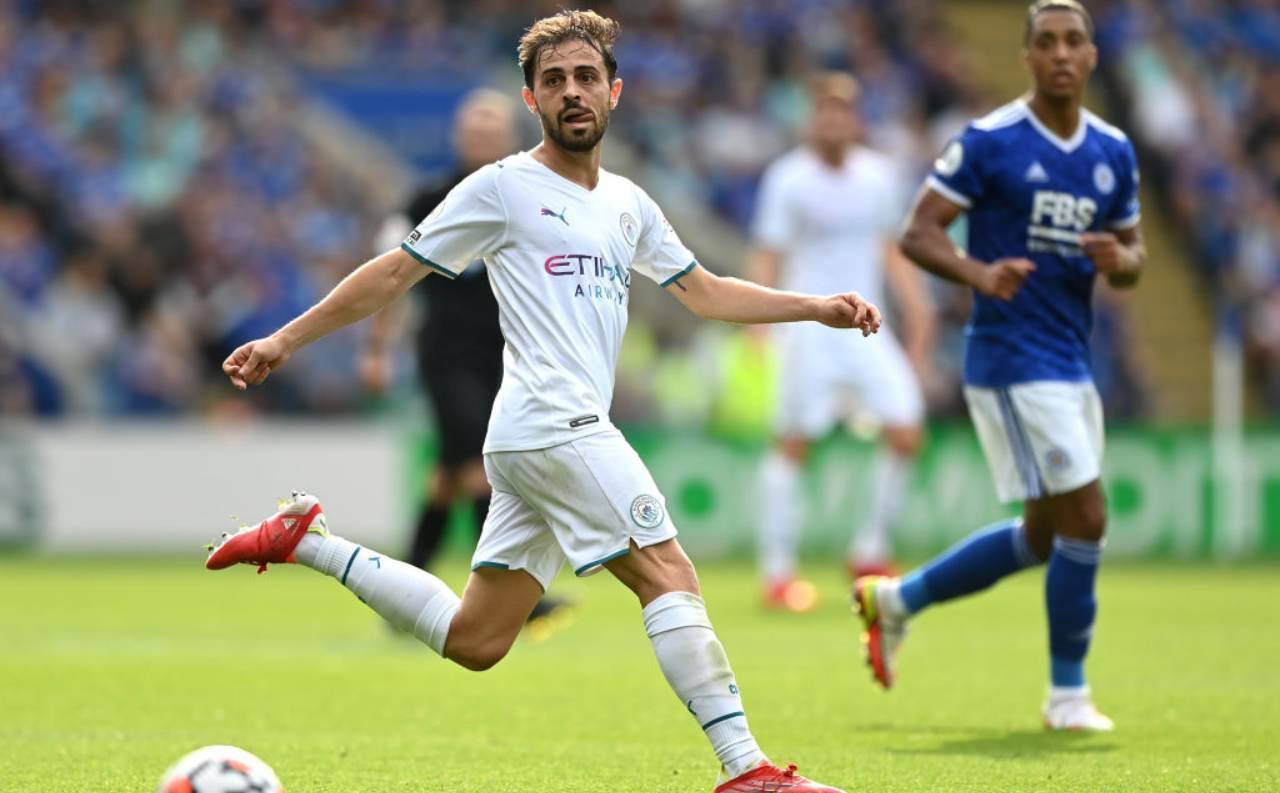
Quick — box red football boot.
[206,491,325,573]
[715,762,844,793]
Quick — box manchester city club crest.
[1093,162,1116,195]
[619,212,639,246]
[630,494,664,529]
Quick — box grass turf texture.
[2,557,1277,792]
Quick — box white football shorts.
[775,323,924,437]
[963,380,1104,504]
[473,428,677,590]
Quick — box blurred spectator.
[0,1,378,417]
[1096,0,1280,414]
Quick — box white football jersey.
[401,151,696,453]
[752,146,907,307]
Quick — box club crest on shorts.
[1046,447,1072,471]
[630,494,664,529]
[619,212,639,246]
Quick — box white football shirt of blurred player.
[401,151,696,453]
[753,146,924,434]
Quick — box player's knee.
[1053,489,1107,543]
[1078,499,1107,542]
[607,539,701,605]
[777,436,810,463]
[884,425,923,457]
[447,635,511,672]
[1022,518,1054,562]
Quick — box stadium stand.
[0,1,1162,421]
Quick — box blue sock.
[1045,536,1102,689]
[899,518,1042,615]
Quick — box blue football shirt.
[927,100,1141,388]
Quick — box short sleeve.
[632,189,698,287]
[751,161,798,249]
[1106,140,1141,230]
[400,165,505,278]
[925,126,986,210]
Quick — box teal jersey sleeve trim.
[400,242,459,279]
[660,260,699,288]
[471,561,511,571]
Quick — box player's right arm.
[900,187,1035,301]
[223,247,432,390]
[225,165,505,390]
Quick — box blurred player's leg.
[757,439,817,611]
[607,540,841,792]
[845,333,926,578]
[406,468,458,570]
[848,434,915,578]
[1034,480,1113,730]
[854,517,1043,688]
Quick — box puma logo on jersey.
[540,206,569,225]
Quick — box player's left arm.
[1081,225,1146,289]
[666,264,881,336]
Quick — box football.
[157,745,284,793]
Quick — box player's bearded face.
[529,41,617,153]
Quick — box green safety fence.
[407,424,1280,560]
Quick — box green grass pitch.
[2,556,1277,792]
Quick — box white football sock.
[759,451,801,583]
[851,449,912,564]
[643,591,766,778]
[295,532,460,655]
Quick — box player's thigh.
[447,567,544,670]
[496,430,680,585]
[604,537,700,607]
[1007,381,1104,497]
[964,381,1103,505]
[963,386,1030,504]
[774,329,841,439]
[1026,479,1107,543]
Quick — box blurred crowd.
[0,0,381,416]
[1,0,1157,424]
[1094,0,1280,411]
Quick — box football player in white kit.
[751,72,934,610]
[208,11,878,793]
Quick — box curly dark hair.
[518,10,620,89]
